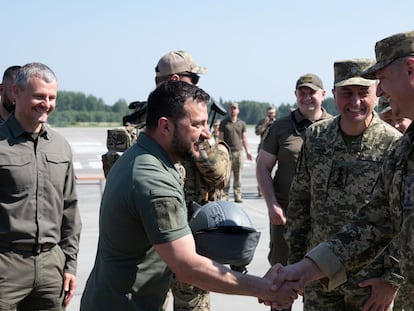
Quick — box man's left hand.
[359,277,397,311]
[63,272,77,306]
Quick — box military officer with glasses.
[155,50,203,86]
[155,50,231,311]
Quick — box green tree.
[322,97,338,116]
[277,102,296,118]
[112,99,129,114]
[50,91,130,126]
[49,90,338,127]
[220,100,274,124]
[75,111,92,123]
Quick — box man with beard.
[377,97,414,311]
[155,51,230,311]
[80,80,298,311]
[0,65,21,122]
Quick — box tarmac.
[58,126,303,311]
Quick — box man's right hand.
[269,204,286,225]
[263,258,325,309]
[260,264,298,310]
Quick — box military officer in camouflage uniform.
[285,58,403,310]
[389,93,414,311]
[168,139,230,311]
[264,31,414,311]
[102,122,140,177]
[378,96,414,311]
[396,212,414,311]
[155,51,231,311]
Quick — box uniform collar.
[7,113,50,140]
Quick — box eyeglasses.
[177,72,200,85]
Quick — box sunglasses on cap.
[177,72,200,85]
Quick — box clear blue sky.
[3,1,413,107]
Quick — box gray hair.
[14,62,56,89]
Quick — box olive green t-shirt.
[261,109,331,209]
[219,117,246,152]
[81,132,191,311]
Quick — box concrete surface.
[57,126,303,311]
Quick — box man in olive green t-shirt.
[81,80,297,311]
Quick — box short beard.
[171,126,195,161]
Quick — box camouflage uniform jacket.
[286,113,404,290]
[181,138,231,217]
[101,125,139,177]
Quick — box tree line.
[48,91,131,127]
[48,91,339,127]
[216,97,338,125]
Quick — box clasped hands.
[259,258,322,310]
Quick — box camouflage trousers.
[396,213,414,311]
[223,151,243,201]
[169,275,210,311]
[393,282,414,311]
[303,280,393,311]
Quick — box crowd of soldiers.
[3,30,414,311]
[100,33,414,310]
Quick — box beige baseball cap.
[155,50,208,77]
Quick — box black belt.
[0,241,55,255]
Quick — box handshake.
[258,258,324,310]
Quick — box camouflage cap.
[378,97,392,114]
[295,73,324,90]
[334,58,376,87]
[155,50,207,77]
[362,31,414,79]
